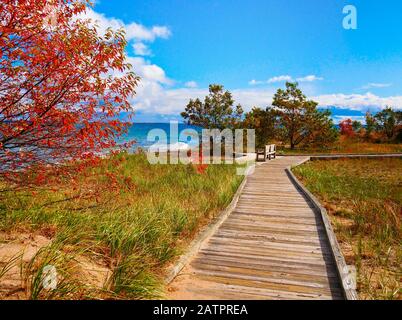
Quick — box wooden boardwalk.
[168,156,345,300]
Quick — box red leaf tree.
[339,119,355,137]
[0,0,138,184]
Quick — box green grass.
[0,153,243,299]
[279,140,402,155]
[293,158,401,300]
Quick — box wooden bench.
[256,144,276,161]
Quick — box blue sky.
[88,0,402,122]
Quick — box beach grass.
[279,140,402,155]
[293,158,401,300]
[0,153,243,299]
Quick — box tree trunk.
[290,136,295,150]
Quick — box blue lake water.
[118,123,202,150]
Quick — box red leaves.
[0,0,139,186]
[339,119,355,137]
[195,163,208,175]
[34,172,46,185]
[192,147,209,175]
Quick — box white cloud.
[249,79,264,86]
[361,83,392,89]
[77,8,171,43]
[267,75,293,83]
[232,89,276,110]
[184,81,198,88]
[75,8,176,116]
[250,74,323,85]
[150,26,171,39]
[131,87,277,115]
[132,87,207,115]
[296,75,324,82]
[313,92,402,111]
[125,57,172,85]
[132,87,402,117]
[333,115,367,124]
[132,42,151,56]
[75,7,176,109]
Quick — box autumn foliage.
[0,0,138,185]
[194,145,208,174]
[339,119,355,137]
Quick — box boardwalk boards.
[168,157,351,300]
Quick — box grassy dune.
[280,140,402,155]
[0,153,243,299]
[293,158,401,300]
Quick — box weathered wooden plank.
[192,262,341,288]
[192,255,340,278]
[232,209,318,217]
[222,219,327,232]
[196,251,336,271]
[228,214,319,225]
[200,247,335,264]
[213,230,323,246]
[207,237,334,254]
[182,282,339,300]
[196,273,343,298]
[219,224,325,237]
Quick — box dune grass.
[293,158,401,300]
[280,140,402,155]
[0,153,243,299]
